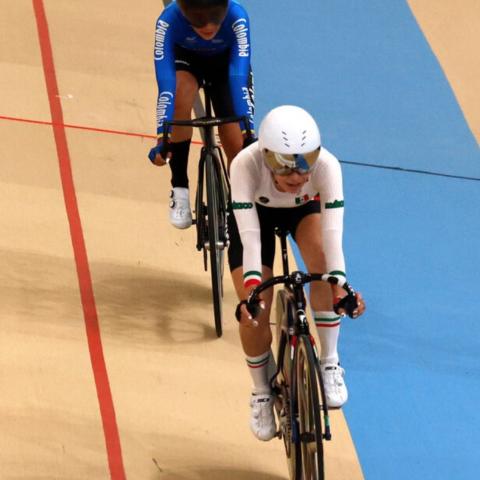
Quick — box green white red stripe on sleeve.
[244,270,262,288]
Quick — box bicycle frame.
[273,231,332,441]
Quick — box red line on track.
[0,114,156,139]
[32,1,126,478]
[0,115,203,144]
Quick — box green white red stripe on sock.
[246,352,270,369]
[315,314,341,328]
[244,270,262,289]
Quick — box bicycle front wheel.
[205,152,225,337]
[275,290,301,479]
[294,335,324,480]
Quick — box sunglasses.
[181,7,227,28]
[263,148,320,176]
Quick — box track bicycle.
[163,85,252,337]
[246,229,358,480]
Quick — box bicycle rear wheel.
[294,335,324,479]
[205,152,225,337]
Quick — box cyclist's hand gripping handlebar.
[326,276,365,318]
[148,127,171,165]
[235,299,262,323]
[333,293,359,318]
[148,140,170,165]
[235,276,288,325]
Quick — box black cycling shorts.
[174,45,254,118]
[227,200,321,272]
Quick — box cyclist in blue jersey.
[149,0,255,229]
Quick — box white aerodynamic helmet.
[258,105,321,175]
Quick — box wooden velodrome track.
[0,1,477,479]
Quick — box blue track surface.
[241,1,480,478]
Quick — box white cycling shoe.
[250,392,276,441]
[320,364,348,408]
[169,187,192,229]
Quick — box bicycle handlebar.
[163,115,254,144]
[165,115,246,129]
[247,271,357,314]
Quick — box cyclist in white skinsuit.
[228,105,366,441]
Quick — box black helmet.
[178,0,228,8]
[177,0,229,28]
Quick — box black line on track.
[340,160,480,182]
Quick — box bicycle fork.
[195,149,230,252]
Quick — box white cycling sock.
[314,311,341,365]
[246,350,271,395]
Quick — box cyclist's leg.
[209,57,254,164]
[166,70,197,228]
[218,122,243,164]
[167,48,201,228]
[230,266,274,359]
[169,70,198,189]
[294,209,348,407]
[210,81,242,163]
[231,265,277,441]
[294,212,332,311]
[277,203,341,364]
[228,206,277,440]
[228,207,274,362]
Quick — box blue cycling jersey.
[154,0,253,135]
